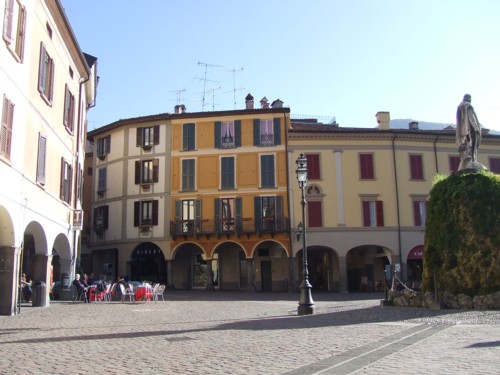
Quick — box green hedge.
[422,170,500,295]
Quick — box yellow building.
[0,0,97,313]
[288,112,500,293]
[87,96,293,291]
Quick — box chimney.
[175,104,186,114]
[260,97,269,109]
[375,111,390,130]
[245,93,254,110]
[271,99,283,108]
[409,121,419,130]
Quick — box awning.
[407,245,424,260]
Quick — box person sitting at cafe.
[72,273,89,303]
[20,273,32,302]
[81,274,91,288]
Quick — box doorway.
[261,260,272,292]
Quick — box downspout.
[284,111,295,292]
[72,75,90,270]
[433,136,439,173]
[392,134,403,276]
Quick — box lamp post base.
[298,285,315,315]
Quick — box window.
[38,42,54,103]
[254,196,283,232]
[359,154,374,179]
[63,84,75,132]
[253,118,281,146]
[135,159,159,184]
[136,125,159,148]
[3,0,26,62]
[362,200,384,227]
[97,168,107,192]
[1,95,14,159]
[413,199,427,227]
[134,200,158,227]
[60,158,72,204]
[489,157,500,174]
[409,154,424,180]
[214,197,242,234]
[182,123,195,151]
[221,156,235,189]
[36,134,47,185]
[96,135,111,158]
[260,154,275,188]
[175,199,195,233]
[181,159,195,191]
[215,121,242,149]
[93,205,109,230]
[306,154,320,180]
[307,201,323,227]
[221,198,235,232]
[449,155,460,174]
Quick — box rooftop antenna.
[225,67,244,109]
[168,88,186,105]
[194,86,221,111]
[198,61,222,111]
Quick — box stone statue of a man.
[456,94,486,171]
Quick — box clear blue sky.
[61,0,500,131]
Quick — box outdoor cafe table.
[135,285,153,301]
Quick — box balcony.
[170,217,289,239]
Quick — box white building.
[0,0,97,314]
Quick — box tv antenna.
[225,67,244,109]
[198,61,222,111]
[168,88,186,105]
[194,86,221,111]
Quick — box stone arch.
[346,245,394,292]
[212,241,248,291]
[130,242,166,283]
[0,205,15,247]
[296,245,340,292]
[170,242,206,289]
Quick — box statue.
[456,94,486,171]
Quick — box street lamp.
[295,153,315,315]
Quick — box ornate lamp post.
[295,153,315,315]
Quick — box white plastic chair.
[119,283,135,302]
[154,284,165,303]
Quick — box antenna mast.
[225,67,244,109]
[168,88,186,105]
[198,61,222,111]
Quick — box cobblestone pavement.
[0,291,499,375]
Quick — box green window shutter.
[135,161,140,184]
[214,121,221,148]
[253,119,260,146]
[152,200,159,225]
[134,201,140,227]
[195,199,202,233]
[214,198,221,234]
[136,127,142,147]
[273,118,281,145]
[235,120,241,147]
[254,197,262,232]
[276,196,283,231]
[153,125,160,145]
[235,197,242,233]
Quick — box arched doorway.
[297,246,339,292]
[213,242,248,291]
[346,245,392,292]
[131,242,166,283]
[171,242,207,290]
[252,240,289,292]
[407,245,423,289]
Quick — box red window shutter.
[152,200,159,225]
[154,125,160,145]
[376,201,384,227]
[307,201,322,227]
[362,201,370,227]
[410,155,423,179]
[360,154,374,179]
[306,154,320,180]
[413,201,421,226]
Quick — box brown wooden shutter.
[376,201,384,227]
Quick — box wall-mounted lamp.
[296,222,303,242]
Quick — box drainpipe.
[283,111,295,292]
[433,136,439,173]
[392,134,403,276]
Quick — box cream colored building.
[0,0,97,314]
[288,112,500,293]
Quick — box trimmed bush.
[422,170,500,295]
